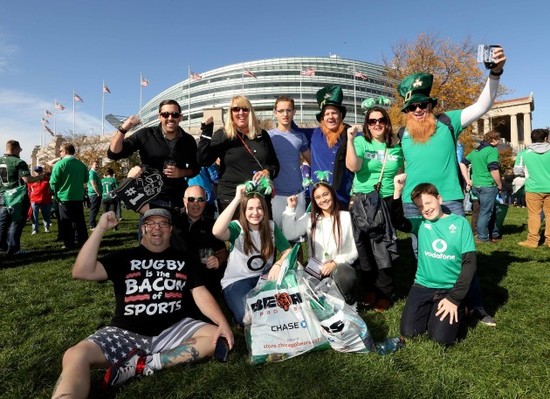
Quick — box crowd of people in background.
[4,46,549,398]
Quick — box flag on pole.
[301,67,316,77]
[41,118,49,125]
[354,71,368,80]
[243,69,257,78]
[141,76,149,87]
[103,83,111,94]
[44,125,55,136]
[74,93,84,102]
[55,102,65,111]
[190,71,202,80]
[45,110,53,117]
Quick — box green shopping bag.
[4,185,27,221]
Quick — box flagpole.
[102,80,105,136]
[72,89,76,134]
[299,63,303,123]
[52,102,57,136]
[139,73,143,120]
[187,66,191,129]
[353,64,357,124]
[241,63,244,92]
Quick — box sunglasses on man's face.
[186,196,206,203]
[159,112,181,119]
[405,102,430,113]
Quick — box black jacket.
[107,124,199,207]
[197,123,279,203]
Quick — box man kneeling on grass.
[52,209,233,399]
[390,175,476,345]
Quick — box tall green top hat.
[397,72,437,112]
[315,85,347,121]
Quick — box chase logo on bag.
[251,292,303,313]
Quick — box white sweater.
[282,208,358,265]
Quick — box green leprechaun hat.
[397,72,437,112]
[315,85,347,121]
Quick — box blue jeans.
[0,204,26,254]
[31,202,52,232]
[471,186,499,241]
[401,284,465,345]
[223,276,260,325]
[88,195,102,229]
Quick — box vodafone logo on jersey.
[424,239,455,260]
[431,239,447,253]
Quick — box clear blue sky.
[1,0,547,161]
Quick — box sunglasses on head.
[231,106,249,113]
[159,112,181,118]
[186,196,206,203]
[405,102,430,113]
[367,117,387,126]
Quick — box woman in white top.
[213,184,291,325]
[282,181,358,304]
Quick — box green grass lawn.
[1,207,549,399]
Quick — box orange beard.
[405,113,437,143]
[320,121,345,148]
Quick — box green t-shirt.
[352,137,404,198]
[514,148,529,167]
[411,213,475,289]
[401,110,464,203]
[101,176,118,200]
[466,144,499,187]
[50,156,88,201]
[87,169,102,197]
[0,155,30,194]
[227,221,290,253]
[524,149,550,193]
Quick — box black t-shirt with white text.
[100,245,205,336]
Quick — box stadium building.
[139,56,394,130]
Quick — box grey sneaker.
[103,348,153,388]
[479,315,496,327]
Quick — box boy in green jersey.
[391,174,477,345]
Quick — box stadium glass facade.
[139,56,394,129]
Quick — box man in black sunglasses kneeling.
[170,185,228,300]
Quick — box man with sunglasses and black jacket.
[107,99,199,209]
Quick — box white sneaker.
[31,231,37,235]
[44,226,50,233]
[103,349,153,388]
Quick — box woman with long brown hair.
[282,180,358,305]
[213,184,291,325]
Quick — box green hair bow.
[302,170,332,189]
[361,96,391,111]
[244,176,273,196]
